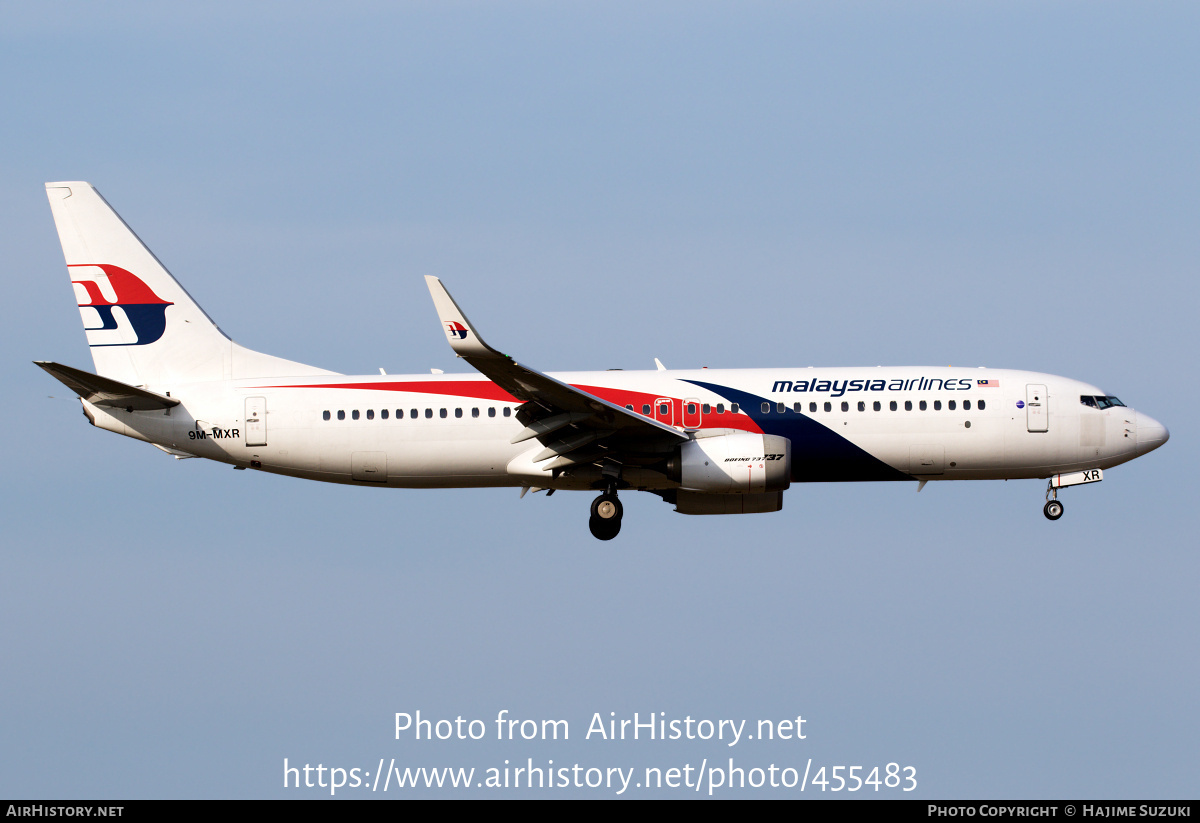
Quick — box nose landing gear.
[1044,480,1065,521]
[1043,468,1103,521]
[588,490,623,540]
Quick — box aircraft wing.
[35,361,180,411]
[425,276,686,471]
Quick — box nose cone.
[1136,412,1170,456]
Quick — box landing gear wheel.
[591,494,623,522]
[589,515,621,540]
[588,493,623,540]
[1043,500,1064,521]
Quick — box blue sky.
[3,2,1197,798]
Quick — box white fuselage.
[83,366,1162,491]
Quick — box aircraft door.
[245,396,267,446]
[654,398,674,427]
[1026,384,1048,433]
[682,398,702,429]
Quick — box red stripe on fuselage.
[576,385,763,434]
[261,380,520,401]
[254,380,763,433]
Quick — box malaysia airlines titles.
[771,376,990,397]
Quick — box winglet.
[424,276,499,359]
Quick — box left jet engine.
[666,432,792,493]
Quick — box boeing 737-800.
[36,182,1170,539]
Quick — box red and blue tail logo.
[70,264,174,347]
[444,321,469,340]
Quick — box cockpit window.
[1082,395,1126,409]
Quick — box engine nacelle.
[667,433,791,493]
[674,490,784,515]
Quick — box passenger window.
[503,407,512,417]
[978,400,985,411]
[659,403,669,415]
[488,407,496,418]
[703,404,711,414]
[948,400,956,411]
[731,403,739,414]
[904,401,912,411]
[454,408,463,418]
[382,409,389,419]
[625,404,633,411]
[934,400,941,411]
[809,402,817,413]
[440,408,448,418]
[642,404,651,415]
[858,401,865,412]
[352,410,360,420]
[323,410,330,421]
[410,409,418,418]
[793,403,801,413]
[472,408,479,418]
[919,400,927,411]
[716,404,725,414]
[777,403,785,413]
[425,408,433,418]
[963,400,971,411]
[890,401,897,411]
[338,410,345,420]
[873,401,881,412]
[688,403,698,414]
[840,401,849,412]
[824,402,832,412]
[366,409,374,420]
[762,402,771,414]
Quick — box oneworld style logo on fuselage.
[770,377,999,398]
[70,264,173,347]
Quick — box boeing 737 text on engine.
[36,183,1170,539]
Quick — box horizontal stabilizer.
[34,361,179,410]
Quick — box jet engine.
[666,432,792,493]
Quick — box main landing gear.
[588,489,623,540]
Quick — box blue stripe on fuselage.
[683,380,912,482]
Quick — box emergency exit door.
[1026,385,1048,432]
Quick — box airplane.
[36,182,1170,540]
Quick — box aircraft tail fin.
[45,182,335,386]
